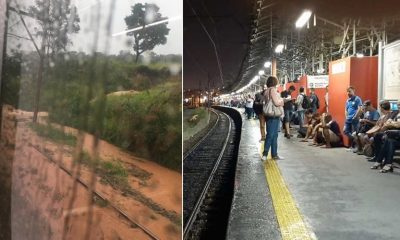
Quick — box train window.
[0,0,182,239]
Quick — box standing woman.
[262,76,285,161]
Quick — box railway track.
[183,108,240,239]
[30,144,161,240]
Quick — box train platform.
[227,108,400,240]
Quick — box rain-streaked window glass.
[0,0,182,239]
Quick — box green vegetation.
[28,123,77,146]
[127,163,153,182]
[77,152,180,225]
[93,196,109,208]
[3,51,182,172]
[99,80,182,171]
[186,107,209,127]
[77,151,130,191]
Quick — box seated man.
[367,100,397,162]
[320,113,343,148]
[352,100,380,154]
[310,113,342,148]
[300,110,321,142]
[371,115,400,172]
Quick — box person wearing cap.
[352,100,380,154]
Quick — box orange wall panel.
[307,87,327,114]
[328,56,378,147]
[292,76,307,97]
[329,58,352,146]
[350,57,378,108]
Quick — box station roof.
[183,0,400,93]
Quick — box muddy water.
[0,106,181,240]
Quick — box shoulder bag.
[263,88,283,117]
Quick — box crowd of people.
[238,77,399,173]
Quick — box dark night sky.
[183,0,253,90]
[183,0,400,91]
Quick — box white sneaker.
[261,155,267,161]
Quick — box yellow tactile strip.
[260,143,313,240]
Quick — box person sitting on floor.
[300,110,321,142]
[352,100,380,155]
[311,113,342,148]
[370,113,400,172]
[320,113,343,148]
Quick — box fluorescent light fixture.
[112,15,182,37]
[251,76,259,84]
[275,44,284,53]
[295,10,312,28]
[258,70,265,75]
[264,61,272,68]
[356,53,364,58]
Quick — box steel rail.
[183,111,232,239]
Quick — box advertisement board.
[307,75,329,88]
[382,40,400,100]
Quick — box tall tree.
[124,3,170,63]
[28,0,80,122]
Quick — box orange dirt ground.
[0,106,182,240]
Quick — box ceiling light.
[275,44,284,53]
[258,70,265,75]
[295,10,312,28]
[264,61,271,68]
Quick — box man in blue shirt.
[353,100,380,154]
[344,86,362,148]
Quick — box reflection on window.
[0,0,182,239]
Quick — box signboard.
[382,40,400,100]
[307,75,329,88]
[332,61,346,74]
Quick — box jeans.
[311,105,317,113]
[373,132,386,158]
[297,110,305,127]
[245,107,253,119]
[283,109,292,123]
[263,117,280,157]
[376,137,400,164]
[344,119,359,139]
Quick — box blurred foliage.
[99,79,182,171]
[1,51,182,172]
[186,107,208,127]
[28,123,77,146]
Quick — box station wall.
[329,56,378,147]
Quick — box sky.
[183,0,400,91]
[7,0,182,55]
[183,0,252,90]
